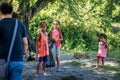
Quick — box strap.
[7,19,18,62]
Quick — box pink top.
[51,30,61,47]
[97,42,107,57]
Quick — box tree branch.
[30,0,55,19]
[9,0,13,3]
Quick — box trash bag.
[46,37,55,67]
[46,49,55,67]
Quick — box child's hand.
[37,49,40,53]
[103,38,106,43]
[54,38,59,42]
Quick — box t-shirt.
[51,29,62,47]
[97,42,107,57]
[0,18,27,61]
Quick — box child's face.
[53,21,59,29]
[41,25,47,32]
[99,36,106,42]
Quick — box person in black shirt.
[0,2,28,80]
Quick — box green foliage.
[115,72,120,80]
[67,61,86,66]
[110,51,120,58]
[29,0,120,52]
[105,64,119,71]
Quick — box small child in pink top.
[95,33,109,70]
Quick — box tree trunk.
[12,0,55,54]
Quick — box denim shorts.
[8,61,24,80]
[51,43,60,60]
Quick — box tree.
[29,0,120,52]
[0,0,55,53]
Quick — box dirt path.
[22,54,119,80]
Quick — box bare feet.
[43,72,47,76]
[93,67,98,71]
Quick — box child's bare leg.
[96,58,99,69]
[36,61,41,75]
[43,61,46,74]
[56,58,60,71]
[102,59,104,70]
[56,47,60,71]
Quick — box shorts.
[8,61,24,80]
[38,56,48,62]
[97,56,106,60]
[52,43,60,60]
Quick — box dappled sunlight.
[0,0,120,80]
[60,59,74,64]
[106,61,119,67]
[96,70,117,75]
[22,54,120,80]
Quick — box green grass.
[92,64,119,70]
[115,71,120,80]
[92,64,119,72]
[109,51,120,58]
[116,60,120,64]
[62,50,120,59]
[105,64,119,71]
[67,61,86,66]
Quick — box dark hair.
[99,33,107,39]
[0,2,13,14]
[54,20,60,25]
[40,22,47,28]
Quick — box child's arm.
[50,30,55,42]
[105,43,110,56]
[59,30,63,41]
[59,32,63,41]
[37,32,41,53]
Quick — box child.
[95,33,109,70]
[50,20,63,71]
[36,22,49,76]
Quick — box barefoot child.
[50,20,63,71]
[96,33,109,70]
[36,22,49,76]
